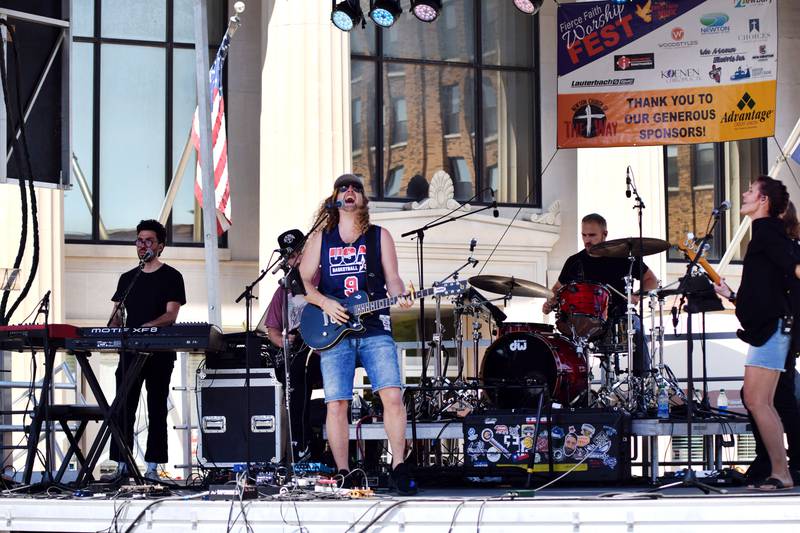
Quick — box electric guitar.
[300,280,467,350]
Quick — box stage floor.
[1,483,799,532]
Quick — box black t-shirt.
[558,249,649,314]
[112,263,186,327]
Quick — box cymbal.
[590,237,670,258]
[469,275,553,299]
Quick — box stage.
[0,485,799,532]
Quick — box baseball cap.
[277,229,304,255]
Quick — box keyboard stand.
[71,351,149,486]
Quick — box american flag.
[191,33,232,235]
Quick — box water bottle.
[717,389,728,412]
[657,385,670,419]
[351,393,362,424]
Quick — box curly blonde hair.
[312,188,371,236]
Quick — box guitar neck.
[350,287,437,316]
[677,244,721,284]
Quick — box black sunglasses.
[338,183,363,193]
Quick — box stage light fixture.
[411,0,442,23]
[369,0,403,28]
[512,0,543,15]
[331,0,363,32]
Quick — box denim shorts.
[319,334,402,402]
[745,319,790,372]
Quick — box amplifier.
[463,407,630,483]
[198,368,285,467]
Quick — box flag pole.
[160,4,244,228]
[717,116,800,274]
[193,0,222,327]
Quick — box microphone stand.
[107,257,148,483]
[235,210,329,475]
[625,168,648,412]
[652,211,725,494]
[400,190,497,383]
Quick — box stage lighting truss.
[512,0,543,15]
[411,0,442,23]
[331,0,364,32]
[369,0,403,28]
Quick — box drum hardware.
[468,275,554,300]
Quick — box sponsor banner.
[557,0,777,148]
[557,81,776,149]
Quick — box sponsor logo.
[720,92,774,127]
[700,13,731,34]
[659,27,698,49]
[730,65,751,80]
[652,0,679,21]
[709,64,722,83]
[661,68,702,83]
[700,47,744,63]
[635,1,653,23]
[735,0,772,7]
[750,66,774,78]
[614,53,655,71]
[570,78,635,88]
[565,99,617,139]
[739,18,771,42]
[751,44,775,61]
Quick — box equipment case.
[198,367,284,466]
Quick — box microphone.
[625,167,632,198]
[469,238,477,253]
[325,200,343,210]
[141,249,155,263]
[671,305,678,334]
[712,200,731,216]
[490,189,499,218]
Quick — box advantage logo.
[735,0,772,7]
[720,92,774,126]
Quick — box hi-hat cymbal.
[469,275,553,299]
[590,237,671,258]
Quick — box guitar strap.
[364,224,381,299]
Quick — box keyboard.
[0,324,79,351]
[65,323,225,353]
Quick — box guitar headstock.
[431,280,467,297]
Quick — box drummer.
[542,213,659,375]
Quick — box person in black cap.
[299,173,417,495]
[259,229,321,460]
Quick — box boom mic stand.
[236,211,329,474]
[653,212,725,495]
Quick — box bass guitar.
[300,280,467,350]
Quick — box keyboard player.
[105,219,186,482]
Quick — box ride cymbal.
[590,237,670,258]
[468,275,553,299]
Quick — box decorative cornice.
[529,200,561,226]
[403,170,471,211]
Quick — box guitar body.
[299,291,369,350]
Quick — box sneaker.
[98,463,127,484]
[389,462,417,496]
[144,468,160,482]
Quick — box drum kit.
[424,236,685,417]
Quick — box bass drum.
[480,331,587,408]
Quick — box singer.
[105,219,186,482]
[299,174,417,495]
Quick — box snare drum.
[556,281,610,339]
